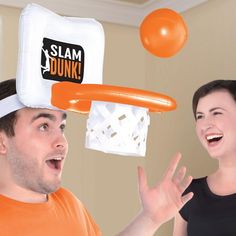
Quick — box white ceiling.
[0,0,208,26]
[114,0,151,4]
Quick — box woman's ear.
[0,132,7,155]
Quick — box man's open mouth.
[46,157,63,170]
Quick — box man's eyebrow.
[62,112,67,120]
[31,112,67,123]
[31,113,56,123]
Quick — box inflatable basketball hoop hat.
[16,3,104,108]
[16,3,176,157]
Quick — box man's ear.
[0,132,8,155]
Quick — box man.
[0,79,193,235]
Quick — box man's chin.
[39,179,62,194]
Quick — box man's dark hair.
[192,80,236,119]
[0,79,18,137]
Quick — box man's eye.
[60,124,66,132]
[39,123,49,131]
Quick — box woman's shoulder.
[192,176,207,184]
[184,176,207,193]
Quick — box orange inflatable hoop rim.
[51,82,177,114]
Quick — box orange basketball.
[140,8,188,58]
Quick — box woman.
[173,80,236,236]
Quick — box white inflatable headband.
[0,94,25,118]
[16,3,104,109]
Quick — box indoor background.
[0,0,235,235]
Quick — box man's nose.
[53,133,68,151]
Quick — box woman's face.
[195,90,236,159]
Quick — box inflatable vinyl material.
[51,82,177,113]
[16,3,105,109]
[86,101,150,157]
[140,8,188,58]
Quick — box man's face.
[5,108,68,194]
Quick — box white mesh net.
[85,101,150,156]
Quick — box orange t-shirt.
[0,188,101,236]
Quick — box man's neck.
[0,183,48,203]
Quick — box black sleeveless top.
[180,177,236,236]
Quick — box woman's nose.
[201,117,215,131]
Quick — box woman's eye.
[213,111,222,116]
[39,123,49,131]
[196,114,203,120]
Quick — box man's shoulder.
[54,187,76,197]
[51,187,82,206]
[50,188,96,224]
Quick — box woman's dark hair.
[192,80,236,119]
[0,79,18,137]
